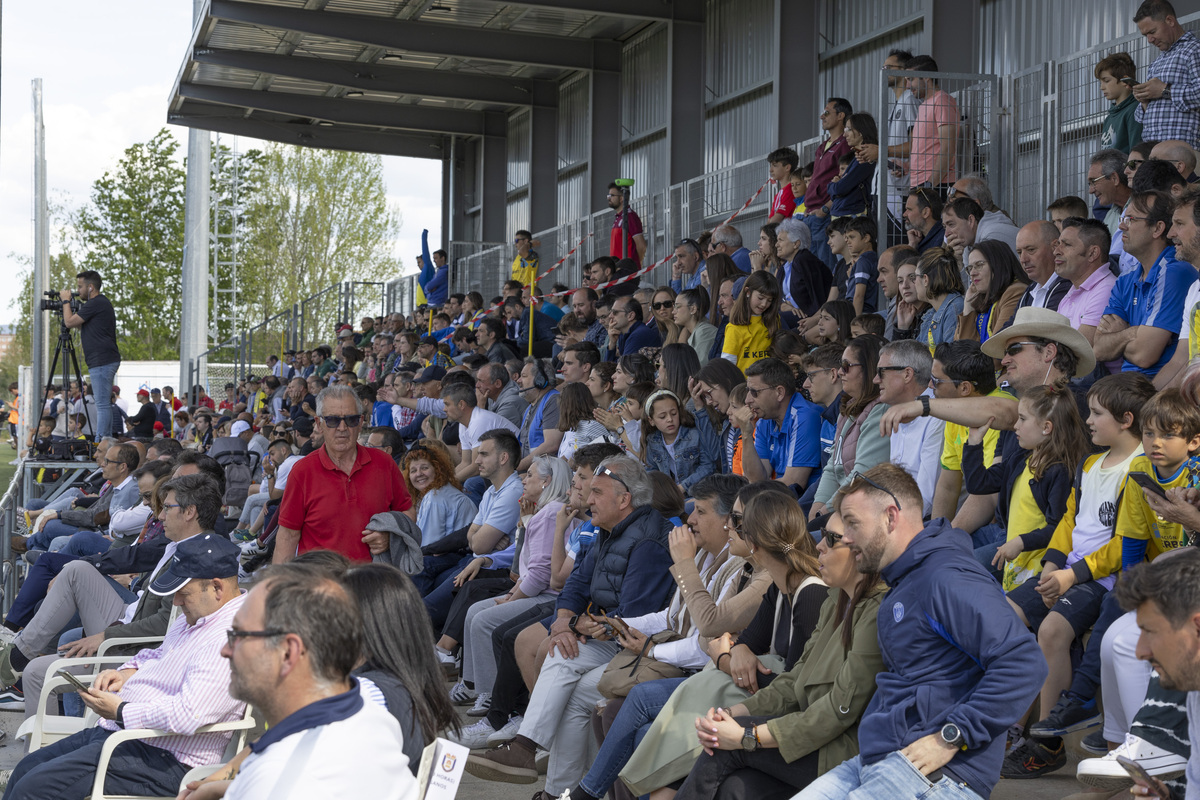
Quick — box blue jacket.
[643,423,720,494]
[962,432,1072,552]
[419,229,449,307]
[609,321,662,361]
[828,159,876,217]
[861,519,1044,799]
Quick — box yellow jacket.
[1043,452,1123,582]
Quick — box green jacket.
[740,584,885,774]
[1101,95,1142,154]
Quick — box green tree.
[73,128,186,360]
[239,144,401,344]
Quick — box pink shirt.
[101,593,247,768]
[910,90,958,186]
[1057,266,1119,371]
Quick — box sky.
[0,1,442,326]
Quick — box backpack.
[208,436,260,510]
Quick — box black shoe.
[1000,738,1066,779]
[1080,729,1110,755]
[1028,693,1101,737]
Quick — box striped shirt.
[1135,31,1200,148]
[100,593,247,767]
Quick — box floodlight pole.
[179,0,212,399]
[30,79,47,421]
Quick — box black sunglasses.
[821,528,844,547]
[225,629,287,646]
[727,511,745,536]
[651,301,673,310]
[846,471,903,511]
[319,414,363,429]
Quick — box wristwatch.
[1162,82,1173,100]
[567,615,581,636]
[940,722,966,750]
[741,725,760,751]
[920,396,931,417]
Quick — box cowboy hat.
[980,306,1096,377]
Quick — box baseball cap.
[224,382,235,390]
[151,388,162,395]
[149,533,241,596]
[291,416,314,437]
[338,329,355,339]
[246,374,259,382]
[412,365,447,384]
[231,420,251,436]
[136,389,150,399]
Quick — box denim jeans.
[2,725,187,800]
[463,477,488,509]
[794,752,983,800]
[27,520,80,552]
[54,531,111,557]
[804,213,835,271]
[87,361,119,442]
[579,678,687,798]
[970,523,1006,580]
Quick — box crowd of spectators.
[11,1,1200,798]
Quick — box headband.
[643,389,681,418]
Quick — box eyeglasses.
[846,471,903,511]
[727,511,745,536]
[651,301,673,310]
[928,375,975,388]
[875,366,908,379]
[946,186,958,199]
[821,527,844,547]
[138,492,153,501]
[839,361,862,373]
[803,369,834,383]
[225,629,287,646]
[1121,214,1150,225]
[1126,159,1145,171]
[103,458,122,466]
[598,467,630,493]
[1004,341,1041,358]
[161,503,182,512]
[1087,173,1116,187]
[319,414,363,429]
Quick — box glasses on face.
[225,629,286,647]
[1127,159,1145,171]
[138,492,153,501]
[803,369,832,384]
[1121,214,1150,225]
[821,527,845,547]
[319,414,363,429]
[875,366,907,379]
[727,511,745,536]
[839,362,862,374]
[161,503,182,512]
[652,301,673,310]
[946,186,958,199]
[1087,173,1116,188]
[1004,341,1041,358]
[846,471,903,512]
[103,458,122,466]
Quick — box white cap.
[231,420,251,437]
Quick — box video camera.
[40,290,80,313]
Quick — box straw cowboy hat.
[980,306,1096,377]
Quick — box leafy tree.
[73,128,186,361]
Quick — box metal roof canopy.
[168,0,701,158]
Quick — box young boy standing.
[1095,52,1143,153]
[842,217,880,315]
[766,147,800,224]
[1003,372,1156,777]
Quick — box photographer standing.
[60,270,119,442]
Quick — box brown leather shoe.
[9,536,27,554]
[465,741,538,784]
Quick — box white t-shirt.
[461,407,519,452]
[890,392,945,517]
[274,454,302,493]
[226,699,415,800]
[1177,280,1200,350]
[1066,446,1143,590]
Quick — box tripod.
[42,316,95,448]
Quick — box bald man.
[1014,221,1070,311]
[1150,139,1199,183]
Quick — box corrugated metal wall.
[703,0,775,174]
[505,109,531,235]
[556,74,591,226]
[979,0,1140,76]
[621,24,669,202]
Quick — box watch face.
[941,723,960,742]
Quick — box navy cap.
[412,365,447,384]
[149,533,242,596]
[419,334,440,347]
[291,416,314,436]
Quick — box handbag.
[596,630,689,699]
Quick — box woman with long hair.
[557,382,614,459]
[672,289,718,367]
[618,486,830,798]
[676,509,885,800]
[722,271,784,372]
[585,361,621,411]
[955,239,1029,343]
[690,358,747,473]
[652,286,684,346]
[914,246,966,353]
[343,563,461,774]
[657,343,703,403]
[805,301,854,348]
[613,353,656,394]
[810,335,891,520]
[401,440,477,547]
[749,223,782,273]
[704,255,744,327]
[828,113,879,219]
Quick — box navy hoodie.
[860,519,1045,799]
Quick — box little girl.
[721,271,782,372]
[961,384,1090,591]
[641,390,720,496]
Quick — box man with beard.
[1153,185,1200,388]
[793,465,1043,800]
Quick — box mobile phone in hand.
[1116,755,1166,797]
[1121,77,1138,87]
[56,669,90,693]
[1130,472,1169,500]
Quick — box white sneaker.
[467,692,491,717]
[449,680,476,705]
[447,718,498,750]
[1077,733,1187,790]
[435,648,458,677]
[485,715,523,746]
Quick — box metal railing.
[0,460,20,613]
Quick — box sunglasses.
[727,511,745,536]
[319,414,363,429]
[846,471,903,511]
[1126,159,1145,171]
[821,528,844,547]
[598,467,630,493]
[928,375,975,388]
[651,301,673,310]
[839,361,862,373]
[1003,341,1041,358]
[225,629,286,646]
[875,366,907,379]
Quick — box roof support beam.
[178,82,507,137]
[502,0,704,23]
[168,103,447,159]
[209,0,622,72]
[192,47,557,107]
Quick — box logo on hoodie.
[893,601,904,623]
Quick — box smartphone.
[55,669,90,693]
[1121,77,1138,87]
[1116,755,1161,792]
[1130,472,1169,500]
[887,160,900,172]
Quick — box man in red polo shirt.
[273,386,411,563]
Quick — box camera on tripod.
[40,290,79,313]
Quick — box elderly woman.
[775,217,833,320]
